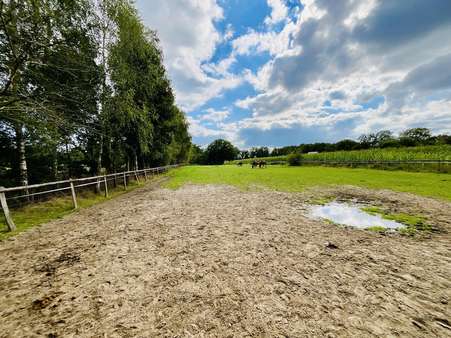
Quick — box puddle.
[309,202,405,229]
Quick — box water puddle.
[309,202,405,230]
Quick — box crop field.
[228,145,451,172]
[1,166,450,337]
[301,144,451,161]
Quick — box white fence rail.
[0,164,179,232]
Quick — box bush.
[287,153,302,166]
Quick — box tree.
[287,153,302,166]
[0,0,191,187]
[189,144,205,164]
[374,130,398,148]
[435,134,451,145]
[358,131,397,148]
[239,150,250,159]
[400,128,432,146]
[249,146,269,158]
[335,139,359,151]
[204,139,238,164]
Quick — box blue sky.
[136,0,451,148]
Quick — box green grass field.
[165,165,451,201]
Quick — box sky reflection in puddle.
[309,202,405,229]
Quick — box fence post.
[0,187,16,231]
[144,169,148,181]
[134,171,140,183]
[123,172,127,190]
[103,175,109,198]
[69,180,78,209]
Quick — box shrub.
[287,153,302,166]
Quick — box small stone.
[325,241,339,249]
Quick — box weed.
[310,196,335,205]
[366,226,387,232]
[361,206,431,236]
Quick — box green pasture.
[165,165,451,201]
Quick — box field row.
[228,145,451,166]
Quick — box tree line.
[0,0,191,187]
[189,128,451,165]
[249,128,451,158]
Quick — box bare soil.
[0,182,450,337]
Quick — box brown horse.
[251,160,267,168]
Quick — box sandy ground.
[0,181,450,337]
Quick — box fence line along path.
[0,165,179,232]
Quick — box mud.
[0,183,450,337]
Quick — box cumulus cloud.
[231,21,297,57]
[137,0,451,146]
[136,0,242,111]
[232,0,451,144]
[200,108,230,122]
[352,0,451,49]
[264,0,289,26]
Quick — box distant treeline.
[189,128,451,165]
[0,0,191,187]
[238,128,451,159]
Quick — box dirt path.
[0,183,450,337]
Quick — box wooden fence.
[0,165,179,232]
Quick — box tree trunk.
[52,146,58,180]
[96,134,103,194]
[97,134,103,174]
[65,142,70,178]
[15,123,28,186]
[134,151,138,171]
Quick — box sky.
[135,0,451,148]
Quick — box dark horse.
[251,160,267,168]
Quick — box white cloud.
[264,0,289,26]
[137,0,451,146]
[231,19,297,56]
[136,0,242,111]
[223,24,234,41]
[230,0,451,144]
[200,108,230,122]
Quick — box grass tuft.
[366,226,387,232]
[361,206,431,235]
[309,196,336,206]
